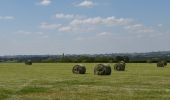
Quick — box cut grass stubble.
[0,63,170,100]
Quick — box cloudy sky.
[0,0,170,55]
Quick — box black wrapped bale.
[114,61,126,71]
[157,61,165,67]
[94,64,111,75]
[72,65,86,74]
[25,60,32,65]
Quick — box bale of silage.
[25,60,32,65]
[114,61,126,71]
[163,61,167,66]
[119,61,126,66]
[157,61,165,67]
[72,64,86,74]
[94,64,111,75]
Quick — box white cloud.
[55,13,85,19]
[40,13,157,39]
[76,0,95,8]
[70,16,130,26]
[124,24,154,33]
[40,22,61,30]
[70,17,102,25]
[39,0,51,6]
[0,16,15,20]
[58,26,72,32]
[97,32,112,36]
[56,13,74,19]
[103,17,130,26]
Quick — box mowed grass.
[0,63,170,100]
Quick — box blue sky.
[0,0,170,55]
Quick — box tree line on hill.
[0,51,170,63]
[0,55,127,63]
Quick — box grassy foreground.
[0,63,170,100]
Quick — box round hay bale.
[157,61,165,67]
[94,64,111,75]
[114,61,126,71]
[72,64,86,74]
[119,61,126,66]
[163,61,167,66]
[25,60,32,65]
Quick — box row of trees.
[0,56,130,63]
[0,55,169,63]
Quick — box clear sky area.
[0,0,170,55]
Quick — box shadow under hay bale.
[25,60,32,65]
[72,64,86,74]
[114,61,126,71]
[94,64,111,75]
[157,61,167,67]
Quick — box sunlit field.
[0,63,170,100]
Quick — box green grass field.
[0,63,170,100]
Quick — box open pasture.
[0,63,170,100]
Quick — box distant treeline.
[0,53,170,63]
